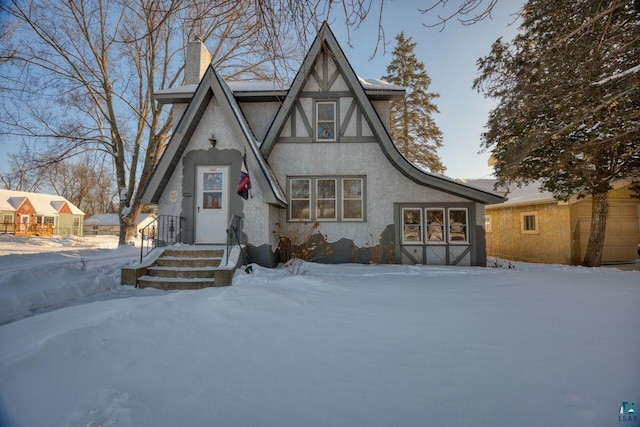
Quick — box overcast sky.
[333,0,524,179]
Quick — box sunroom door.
[195,165,229,244]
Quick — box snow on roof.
[154,76,404,100]
[84,213,155,226]
[0,189,84,215]
[357,77,405,92]
[461,179,556,207]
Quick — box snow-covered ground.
[0,235,639,427]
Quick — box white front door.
[195,165,230,244]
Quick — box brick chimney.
[185,38,211,85]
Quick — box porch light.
[208,133,217,147]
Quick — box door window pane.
[402,208,422,243]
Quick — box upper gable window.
[316,101,336,141]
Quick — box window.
[449,208,468,243]
[426,209,445,243]
[35,216,55,225]
[521,212,538,234]
[316,179,336,220]
[485,215,492,233]
[316,101,336,141]
[290,179,311,220]
[402,208,423,244]
[3,214,13,224]
[288,176,365,222]
[342,179,363,220]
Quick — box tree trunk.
[118,205,142,246]
[582,192,608,267]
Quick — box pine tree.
[383,32,445,174]
[474,0,640,266]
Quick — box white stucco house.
[141,23,504,267]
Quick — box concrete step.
[137,275,216,291]
[147,266,215,279]
[156,257,222,268]
[163,249,224,258]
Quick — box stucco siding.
[269,142,469,247]
[238,102,281,141]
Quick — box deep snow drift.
[0,236,639,427]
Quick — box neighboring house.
[84,213,157,237]
[141,23,504,267]
[465,179,640,265]
[0,189,85,237]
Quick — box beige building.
[466,179,640,265]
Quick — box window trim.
[402,207,423,245]
[342,178,364,221]
[315,100,337,142]
[425,208,446,244]
[289,178,312,221]
[316,178,337,221]
[521,211,539,234]
[448,208,469,244]
[287,176,365,222]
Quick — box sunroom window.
[402,208,423,244]
[316,101,336,141]
[426,209,445,242]
[449,208,468,243]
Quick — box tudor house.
[141,23,504,267]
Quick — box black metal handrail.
[226,214,252,273]
[139,215,182,263]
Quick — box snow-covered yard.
[0,235,638,427]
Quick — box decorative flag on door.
[237,153,251,200]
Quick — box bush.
[273,222,333,265]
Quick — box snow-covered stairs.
[137,247,229,290]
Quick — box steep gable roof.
[261,22,505,205]
[141,65,287,207]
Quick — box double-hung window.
[316,101,336,141]
[290,179,311,220]
[289,176,364,222]
[316,179,337,220]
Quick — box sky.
[0,1,524,180]
[331,0,524,179]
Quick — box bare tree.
[0,142,48,192]
[45,154,117,217]
[0,0,389,244]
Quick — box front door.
[195,165,229,244]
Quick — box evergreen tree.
[474,0,640,266]
[384,32,445,174]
